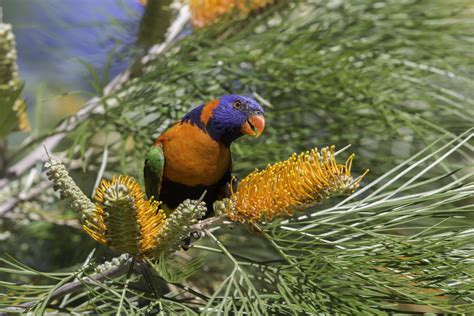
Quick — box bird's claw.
[191,231,201,240]
[181,237,191,251]
[181,231,201,251]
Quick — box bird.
[144,94,265,217]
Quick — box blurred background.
[1,0,144,132]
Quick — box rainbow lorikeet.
[144,94,265,216]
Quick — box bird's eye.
[233,100,242,109]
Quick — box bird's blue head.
[208,94,265,146]
[182,94,265,146]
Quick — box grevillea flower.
[227,145,369,223]
[12,99,30,132]
[45,158,207,258]
[0,22,30,135]
[0,23,20,89]
[83,175,167,258]
[154,199,207,256]
[45,158,96,215]
[189,0,275,27]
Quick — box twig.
[2,258,133,313]
[0,140,6,177]
[1,211,81,229]
[0,150,93,216]
[0,181,51,215]
[92,136,109,195]
[189,214,228,232]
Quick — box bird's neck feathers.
[181,100,242,147]
[181,104,207,130]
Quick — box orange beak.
[241,114,265,137]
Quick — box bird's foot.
[181,231,201,251]
[190,231,201,240]
[181,238,191,251]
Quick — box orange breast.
[156,122,231,186]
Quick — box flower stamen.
[83,175,166,258]
[227,146,368,223]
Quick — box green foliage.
[1,0,473,314]
[154,254,204,284]
[1,132,472,313]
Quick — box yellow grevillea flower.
[0,23,31,135]
[83,175,167,257]
[189,0,274,27]
[13,99,31,132]
[227,146,369,223]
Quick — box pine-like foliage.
[0,0,473,314]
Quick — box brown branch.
[0,150,93,217]
[0,140,6,177]
[190,214,228,232]
[0,181,51,215]
[1,258,133,314]
[1,211,81,229]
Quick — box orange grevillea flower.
[83,175,166,258]
[189,0,274,27]
[227,146,369,223]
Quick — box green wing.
[144,145,165,200]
